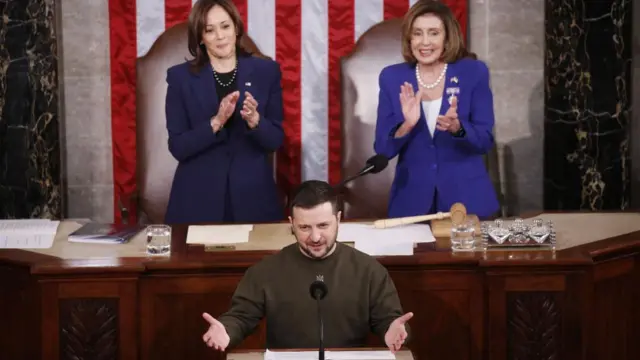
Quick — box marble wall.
[59,0,114,221]
[469,0,545,215]
[58,0,545,221]
[544,0,632,210]
[632,0,640,208]
[0,0,62,219]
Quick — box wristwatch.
[452,125,466,138]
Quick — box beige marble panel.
[468,0,488,59]
[65,142,113,187]
[490,70,544,214]
[491,70,544,144]
[63,75,112,142]
[486,0,544,71]
[67,185,114,222]
[59,0,110,78]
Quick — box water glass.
[451,220,476,251]
[146,225,171,255]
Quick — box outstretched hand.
[202,312,230,351]
[240,91,260,128]
[384,312,413,353]
[399,83,423,128]
[211,91,240,131]
[436,95,461,133]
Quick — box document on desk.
[264,349,395,360]
[337,223,434,256]
[0,219,60,249]
[186,224,254,245]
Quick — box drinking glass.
[451,220,476,251]
[146,225,171,255]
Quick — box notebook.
[68,222,144,244]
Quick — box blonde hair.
[401,0,475,63]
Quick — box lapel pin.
[451,77,458,84]
[245,82,252,87]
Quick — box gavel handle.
[373,211,451,229]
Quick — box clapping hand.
[399,83,423,128]
[384,312,413,353]
[240,91,260,128]
[211,91,240,131]
[202,312,230,351]
[436,96,461,133]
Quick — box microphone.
[335,154,389,189]
[309,280,328,360]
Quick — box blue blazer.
[374,58,499,219]
[164,55,285,224]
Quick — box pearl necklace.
[212,61,238,87]
[416,63,447,89]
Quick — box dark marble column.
[544,0,632,210]
[0,0,62,219]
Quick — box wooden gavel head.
[449,202,467,225]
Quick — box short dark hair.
[289,180,340,216]
[187,0,252,73]
[401,0,476,64]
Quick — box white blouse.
[421,97,442,137]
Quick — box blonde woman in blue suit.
[374,1,499,220]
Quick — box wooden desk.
[1,212,640,360]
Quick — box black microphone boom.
[309,280,328,360]
[335,154,389,189]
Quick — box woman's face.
[410,13,446,65]
[201,5,237,59]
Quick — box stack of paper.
[186,224,254,245]
[264,349,395,360]
[0,219,60,249]
[337,223,434,256]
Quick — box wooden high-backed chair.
[340,19,404,219]
[340,19,505,219]
[131,23,271,224]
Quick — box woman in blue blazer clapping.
[374,1,499,220]
[164,0,284,224]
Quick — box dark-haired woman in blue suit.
[164,0,284,224]
[374,1,499,220]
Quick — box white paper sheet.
[337,223,435,244]
[264,349,395,360]
[186,224,254,245]
[0,219,59,249]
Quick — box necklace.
[416,63,447,89]
[212,61,238,87]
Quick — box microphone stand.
[316,296,325,360]
[334,166,372,189]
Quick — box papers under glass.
[0,219,60,249]
[264,349,396,360]
[338,223,435,256]
[186,224,254,245]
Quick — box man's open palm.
[384,312,413,353]
[202,312,230,351]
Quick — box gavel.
[372,202,467,229]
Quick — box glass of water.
[146,225,171,255]
[451,220,476,251]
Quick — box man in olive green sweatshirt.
[202,180,413,353]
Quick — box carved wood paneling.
[59,298,119,360]
[506,292,561,360]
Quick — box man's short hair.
[289,180,340,216]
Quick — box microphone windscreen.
[309,280,328,300]
[366,154,389,174]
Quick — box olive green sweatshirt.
[217,242,410,349]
